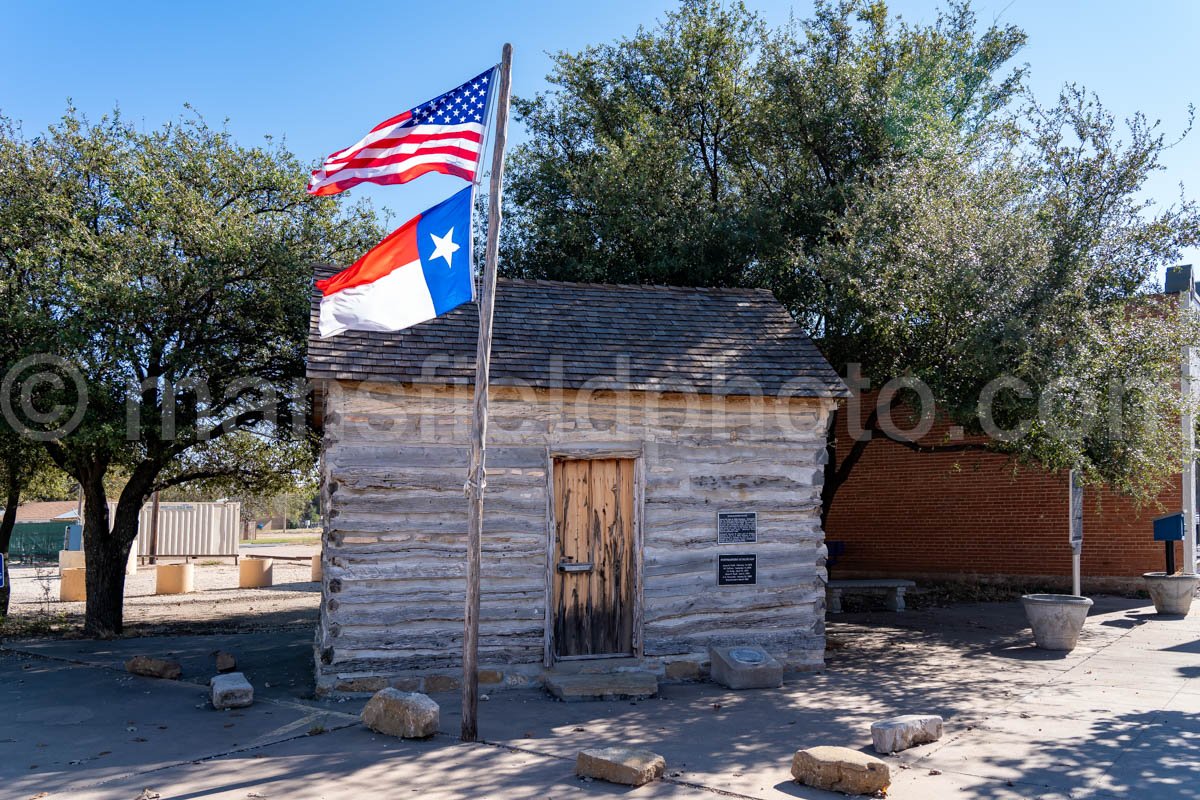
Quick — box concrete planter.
[155,563,195,595]
[60,567,87,602]
[239,556,273,589]
[1021,594,1093,651]
[1143,573,1198,616]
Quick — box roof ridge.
[497,277,775,296]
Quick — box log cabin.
[307,271,848,696]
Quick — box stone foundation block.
[870,714,943,753]
[424,674,461,692]
[709,645,783,689]
[335,676,389,694]
[361,689,440,739]
[576,747,665,786]
[791,746,890,796]
[210,672,254,709]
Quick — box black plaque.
[717,553,757,586]
[717,511,757,544]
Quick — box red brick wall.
[824,398,1181,581]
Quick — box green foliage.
[502,0,1200,504]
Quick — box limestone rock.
[871,714,943,753]
[125,656,182,681]
[210,672,254,709]
[214,651,237,673]
[361,689,439,739]
[791,746,890,796]
[709,646,782,690]
[576,747,665,786]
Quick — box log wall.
[315,380,834,694]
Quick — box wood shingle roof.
[307,267,848,398]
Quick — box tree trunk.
[81,473,139,637]
[0,472,20,618]
[820,408,839,530]
[0,555,9,619]
[820,402,887,529]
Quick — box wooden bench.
[826,579,916,613]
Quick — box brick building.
[823,408,1184,590]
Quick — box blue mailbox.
[1154,513,1186,542]
[66,523,83,551]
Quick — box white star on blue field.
[412,72,491,127]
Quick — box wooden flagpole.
[462,42,512,744]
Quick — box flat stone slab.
[544,671,658,702]
[709,645,783,689]
[361,688,439,738]
[871,714,943,753]
[792,746,890,795]
[125,656,182,680]
[210,672,254,710]
[576,747,665,786]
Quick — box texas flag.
[317,186,474,338]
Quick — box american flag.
[307,67,496,196]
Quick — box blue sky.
[2,0,1197,277]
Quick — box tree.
[2,107,381,635]
[0,113,76,616]
[503,0,1025,293]
[502,0,1200,520]
[502,0,764,286]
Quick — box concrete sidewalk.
[4,596,1200,799]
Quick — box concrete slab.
[543,671,658,702]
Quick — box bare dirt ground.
[3,550,320,638]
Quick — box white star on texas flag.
[429,228,460,268]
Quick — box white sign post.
[1180,287,1197,574]
[1069,470,1083,596]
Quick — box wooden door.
[552,458,636,659]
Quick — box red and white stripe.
[307,115,485,196]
